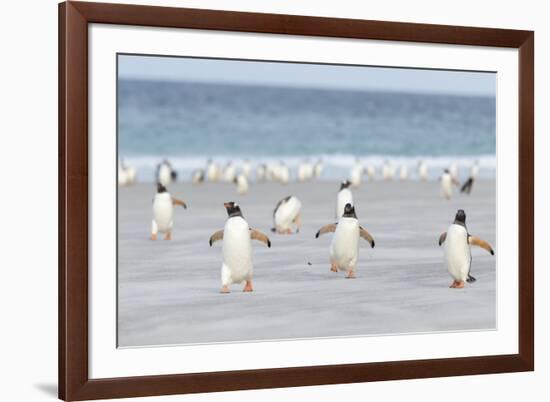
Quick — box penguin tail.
[466,275,477,283]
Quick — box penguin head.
[444,168,450,174]
[339,180,351,191]
[157,183,168,193]
[224,202,243,218]
[342,203,357,218]
[454,209,466,224]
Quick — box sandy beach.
[117,179,496,347]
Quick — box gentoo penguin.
[418,160,428,181]
[272,195,302,234]
[234,173,249,195]
[191,169,205,185]
[399,165,408,181]
[382,160,394,181]
[440,168,459,200]
[461,161,480,194]
[206,159,221,182]
[151,183,187,240]
[365,165,376,181]
[438,209,494,288]
[156,160,176,187]
[278,162,290,184]
[118,162,129,186]
[209,202,271,293]
[298,160,313,182]
[449,162,459,182]
[336,180,353,220]
[350,160,364,187]
[256,163,267,181]
[242,159,252,179]
[314,159,324,178]
[315,203,375,279]
[223,162,237,182]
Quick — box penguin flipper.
[359,226,375,248]
[250,229,271,248]
[172,197,188,209]
[468,235,494,255]
[438,232,447,246]
[315,223,337,238]
[209,230,224,246]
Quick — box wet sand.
[117,180,496,347]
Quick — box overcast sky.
[118,54,496,97]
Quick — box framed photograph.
[59,1,534,400]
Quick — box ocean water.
[118,79,496,181]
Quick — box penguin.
[234,173,249,195]
[118,161,129,186]
[314,159,324,179]
[256,163,267,181]
[278,162,290,184]
[438,209,494,288]
[418,160,428,181]
[382,160,394,181]
[315,203,375,279]
[151,183,187,240]
[336,180,353,220]
[206,159,221,182]
[298,160,313,182]
[209,202,271,293]
[440,168,459,200]
[272,195,302,234]
[242,159,252,179]
[350,160,364,187]
[399,165,408,181]
[365,165,376,181]
[449,162,459,182]
[191,169,205,185]
[156,160,176,187]
[470,160,480,179]
[223,162,237,182]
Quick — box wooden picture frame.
[59,1,534,400]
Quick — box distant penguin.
[440,169,459,200]
[272,195,302,234]
[350,160,364,187]
[399,165,408,181]
[242,159,252,179]
[336,180,353,219]
[461,161,479,194]
[209,202,271,293]
[191,169,205,185]
[298,160,313,182]
[151,183,187,240]
[256,164,267,181]
[156,160,176,187]
[365,165,376,181]
[438,209,494,288]
[449,163,459,182]
[315,203,375,279]
[234,173,249,195]
[206,159,221,182]
[382,160,394,181]
[118,161,129,186]
[278,162,290,184]
[418,160,428,181]
[224,162,237,182]
[314,159,324,178]
[470,160,480,179]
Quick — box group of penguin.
[150,173,494,293]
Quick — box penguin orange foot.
[220,285,230,294]
[330,264,338,272]
[243,280,253,292]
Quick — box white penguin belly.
[153,195,173,232]
[444,225,471,281]
[275,197,301,230]
[330,218,359,271]
[222,217,253,284]
[158,165,171,187]
[441,175,452,198]
[336,189,353,219]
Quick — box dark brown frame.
[59,1,534,400]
